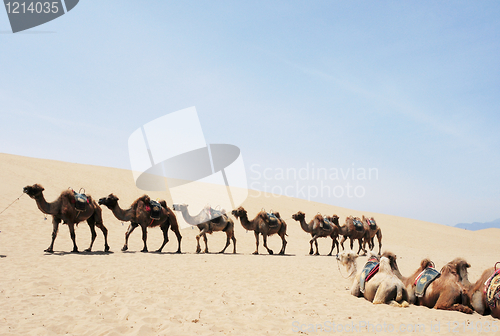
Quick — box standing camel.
[23,184,109,253]
[231,207,287,255]
[469,264,500,318]
[292,211,339,256]
[334,216,367,255]
[362,216,382,255]
[99,194,182,253]
[172,204,236,254]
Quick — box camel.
[379,251,436,305]
[23,184,109,253]
[362,216,382,255]
[343,251,409,307]
[469,265,500,318]
[415,258,473,313]
[334,216,367,255]
[172,203,236,254]
[231,207,287,255]
[98,194,182,253]
[292,211,339,256]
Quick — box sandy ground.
[0,153,499,335]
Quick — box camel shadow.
[0,254,7,258]
[253,253,296,257]
[45,250,114,256]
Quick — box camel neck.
[299,218,311,233]
[180,207,197,225]
[238,213,254,230]
[111,202,134,222]
[34,193,56,215]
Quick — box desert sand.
[0,153,499,335]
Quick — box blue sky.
[1,1,499,226]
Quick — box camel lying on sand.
[173,204,236,254]
[24,184,109,253]
[345,251,409,307]
[415,258,473,313]
[231,207,287,255]
[469,265,500,318]
[292,211,339,256]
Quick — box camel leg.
[155,224,169,253]
[262,234,273,255]
[202,232,209,253]
[219,231,231,254]
[45,217,60,253]
[339,236,347,250]
[278,226,287,255]
[357,238,366,255]
[434,294,473,314]
[96,222,109,252]
[328,236,338,256]
[310,235,320,255]
[376,230,382,255]
[314,238,320,255]
[169,222,182,253]
[231,231,237,254]
[253,231,259,254]
[309,236,315,255]
[67,223,78,253]
[195,227,207,253]
[122,223,138,251]
[140,225,148,253]
[85,219,97,252]
[91,206,108,252]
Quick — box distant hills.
[454,218,500,231]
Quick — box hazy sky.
[1,1,499,226]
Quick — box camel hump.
[352,217,364,231]
[414,267,441,297]
[72,189,88,211]
[359,258,380,293]
[266,212,280,227]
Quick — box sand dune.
[0,153,499,335]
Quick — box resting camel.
[416,258,473,313]
[172,203,236,254]
[335,216,367,255]
[374,251,437,305]
[345,251,409,307]
[98,194,182,253]
[292,211,339,256]
[231,207,287,255]
[23,184,109,253]
[469,265,500,318]
[362,216,382,255]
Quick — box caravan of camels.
[21,183,500,319]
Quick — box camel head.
[452,258,471,283]
[172,204,188,212]
[231,206,247,219]
[337,250,358,265]
[23,184,44,199]
[441,258,471,282]
[292,211,305,222]
[327,215,340,225]
[98,194,119,209]
[381,251,399,271]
